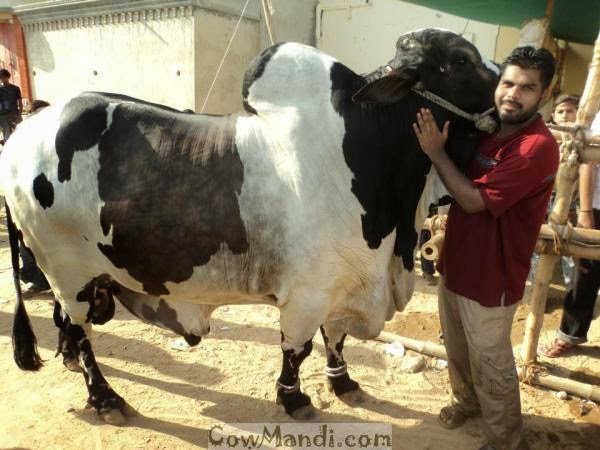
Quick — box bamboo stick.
[517,368,600,402]
[421,223,600,261]
[576,32,600,130]
[421,233,444,261]
[534,239,600,260]
[539,223,600,244]
[376,331,600,401]
[376,331,446,359]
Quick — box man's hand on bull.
[413,108,450,161]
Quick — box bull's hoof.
[98,401,137,425]
[63,356,83,373]
[276,389,312,416]
[100,408,127,426]
[327,373,360,397]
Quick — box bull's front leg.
[320,323,359,396]
[276,333,314,415]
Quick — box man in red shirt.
[413,46,558,450]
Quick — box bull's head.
[353,29,499,116]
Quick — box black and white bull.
[1,29,498,423]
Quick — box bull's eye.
[456,59,466,65]
[402,38,416,49]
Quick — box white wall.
[194,8,259,114]
[18,1,263,113]
[316,0,500,73]
[259,0,319,48]
[24,10,196,110]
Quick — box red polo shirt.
[437,115,559,307]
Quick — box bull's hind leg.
[54,280,136,425]
[53,301,82,372]
[64,318,136,424]
[320,322,360,396]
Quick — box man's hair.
[552,93,579,110]
[500,46,556,90]
[0,69,10,78]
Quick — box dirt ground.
[0,214,599,449]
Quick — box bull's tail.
[5,201,43,370]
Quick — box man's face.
[0,76,8,86]
[494,65,547,125]
[552,101,578,125]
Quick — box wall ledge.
[13,0,260,30]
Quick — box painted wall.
[316,0,500,74]
[562,43,594,96]
[194,8,259,114]
[259,0,319,48]
[24,10,196,110]
[11,0,320,113]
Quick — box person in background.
[541,111,600,358]
[413,46,558,450]
[0,69,23,145]
[550,93,579,125]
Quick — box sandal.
[438,406,470,430]
[540,338,575,358]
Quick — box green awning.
[404,0,599,44]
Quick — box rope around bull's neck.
[411,88,497,133]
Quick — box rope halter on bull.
[379,65,497,132]
[411,88,498,133]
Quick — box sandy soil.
[0,214,598,449]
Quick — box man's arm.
[413,108,486,214]
[578,162,596,229]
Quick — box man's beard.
[497,98,540,125]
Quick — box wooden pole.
[376,331,446,359]
[521,29,600,364]
[376,331,600,402]
[538,223,600,244]
[535,239,600,260]
[421,223,600,261]
[421,233,444,260]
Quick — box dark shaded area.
[55,95,108,182]
[61,94,250,296]
[32,173,54,209]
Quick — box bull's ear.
[352,69,417,104]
